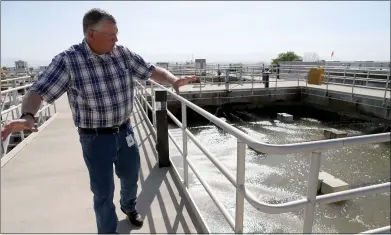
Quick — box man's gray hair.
[83,8,116,35]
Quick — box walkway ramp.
[1,94,199,233]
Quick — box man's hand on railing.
[1,117,38,141]
[173,75,197,94]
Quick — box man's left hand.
[173,76,197,94]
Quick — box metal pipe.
[1,84,32,94]
[151,82,156,129]
[358,225,390,234]
[352,71,356,96]
[182,101,189,187]
[235,140,246,233]
[243,188,309,213]
[303,151,322,233]
[316,182,390,205]
[140,95,152,111]
[134,96,157,140]
[167,110,182,128]
[168,130,183,156]
[251,69,254,95]
[384,70,390,104]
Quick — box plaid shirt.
[30,39,155,128]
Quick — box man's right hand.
[1,117,38,141]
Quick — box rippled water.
[167,110,390,233]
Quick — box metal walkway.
[1,94,200,233]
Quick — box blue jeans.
[79,125,140,233]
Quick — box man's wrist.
[169,76,178,85]
[20,112,35,121]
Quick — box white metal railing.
[1,75,34,91]
[133,78,390,234]
[1,82,57,157]
[160,65,390,98]
[142,67,390,115]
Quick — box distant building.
[6,67,16,72]
[195,59,206,70]
[14,60,29,74]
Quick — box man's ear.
[87,30,94,40]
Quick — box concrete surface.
[277,113,294,123]
[1,94,199,234]
[145,79,390,99]
[318,171,349,195]
[323,129,348,139]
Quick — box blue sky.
[1,1,390,67]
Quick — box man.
[1,8,195,234]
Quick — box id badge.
[125,134,135,147]
[125,123,135,147]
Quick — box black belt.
[78,119,130,134]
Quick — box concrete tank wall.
[145,86,390,125]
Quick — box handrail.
[1,80,56,157]
[1,76,31,82]
[1,84,32,94]
[148,79,390,154]
[134,78,390,234]
[358,225,390,234]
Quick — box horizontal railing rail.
[133,78,390,234]
[1,75,33,83]
[1,82,56,157]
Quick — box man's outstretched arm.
[125,48,196,93]
[1,54,70,141]
[150,66,178,85]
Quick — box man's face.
[88,20,118,54]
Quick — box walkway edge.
[169,165,211,234]
[1,112,59,168]
[134,96,211,233]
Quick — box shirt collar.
[82,39,115,60]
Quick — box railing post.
[384,70,390,106]
[343,67,347,84]
[140,83,144,107]
[275,65,278,90]
[48,103,51,117]
[155,89,170,168]
[235,140,246,234]
[225,69,229,91]
[325,70,330,96]
[181,101,189,187]
[38,106,43,126]
[251,68,254,95]
[53,102,57,113]
[144,81,148,112]
[351,71,356,97]
[12,90,20,117]
[303,151,322,234]
[306,70,308,88]
[199,74,202,96]
[151,82,156,129]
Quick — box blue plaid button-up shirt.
[30,39,155,128]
